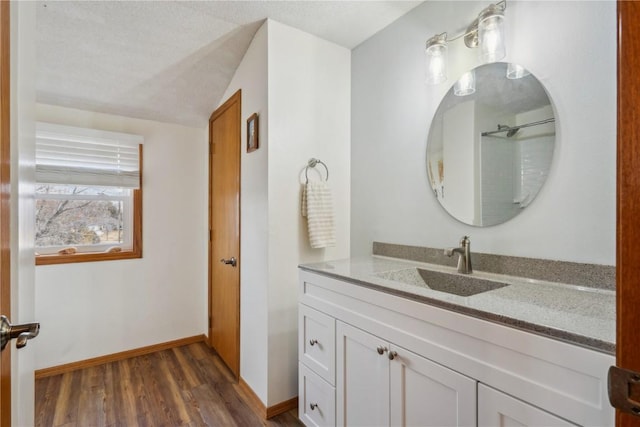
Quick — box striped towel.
[302,181,336,248]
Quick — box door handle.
[219,257,237,267]
[609,365,640,416]
[0,315,39,350]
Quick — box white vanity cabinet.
[299,362,336,427]
[388,341,476,427]
[336,322,390,426]
[298,304,336,427]
[299,304,335,383]
[298,269,615,427]
[478,384,577,426]
[322,318,476,427]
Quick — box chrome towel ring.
[305,158,329,183]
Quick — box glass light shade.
[454,70,476,96]
[506,63,531,79]
[425,40,447,85]
[478,7,505,63]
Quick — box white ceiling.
[36,1,422,127]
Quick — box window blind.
[36,122,144,188]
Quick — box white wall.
[219,22,269,404]
[219,19,350,406]
[267,20,350,405]
[442,101,475,224]
[11,2,37,425]
[33,104,208,369]
[351,0,616,265]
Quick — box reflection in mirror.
[427,62,556,227]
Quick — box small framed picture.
[247,113,259,153]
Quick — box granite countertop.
[299,256,616,355]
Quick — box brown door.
[0,1,11,424]
[617,2,640,426]
[209,90,241,378]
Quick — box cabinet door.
[336,321,390,427]
[389,345,476,427]
[478,384,577,427]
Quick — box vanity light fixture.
[425,33,448,85]
[454,70,476,96]
[425,0,507,85]
[476,3,506,63]
[506,63,531,79]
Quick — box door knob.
[219,257,237,267]
[0,315,39,351]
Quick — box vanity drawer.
[478,384,578,426]
[299,304,335,384]
[299,363,336,427]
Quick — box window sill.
[35,248,142,266]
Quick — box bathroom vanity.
[297,257,614,427]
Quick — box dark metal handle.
[609,365,640,417]
[219,257,237,267]
[376,345,388,355]
[310,403,318,410]
[16,332,38,349]
[309,339,318,346]
[388,351,398,360]
[1,315,40,351]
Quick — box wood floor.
[35,342,302,427]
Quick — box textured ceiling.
[37,1,422,127]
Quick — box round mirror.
[427,62,556,227]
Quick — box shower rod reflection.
[481,117,555,137]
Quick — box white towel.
[302,181,336,248]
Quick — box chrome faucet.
[444,236,473,274]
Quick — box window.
[35,122,143,265]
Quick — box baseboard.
[266,395,298,418]
[34,334,206,379]
[238,377,267,418]
[238,377,298,419]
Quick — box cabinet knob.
[388,350,398,360]
[376,345,388,355]
[310,402,318,411]
[309,339,318,346]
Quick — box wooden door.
[0,1,10,425]
[617,2,640,426]
[209,90,241,378]
[336,321,389,427]
[389,345,476,427]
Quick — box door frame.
[0,1,11,425]
[616,2,640,426]
[208,90,242,377]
